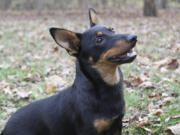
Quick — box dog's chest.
[93,115,121,134]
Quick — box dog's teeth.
[127,51,136,57]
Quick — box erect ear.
[88,8,98,27]
[49,28,81,56]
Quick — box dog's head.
[50,8,137,85]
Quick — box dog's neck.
[74,60,123,95]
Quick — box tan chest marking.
[94,119,113,133]
[94,116,119,133]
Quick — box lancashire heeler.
[1,8,137,135]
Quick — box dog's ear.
[88,8,98,27]
[49,28,81,56]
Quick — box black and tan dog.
[1,8,137,135]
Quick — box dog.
[1,8,137,135]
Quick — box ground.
[0,8,180,135]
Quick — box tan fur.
[103,40,130,59]
[92,40,131,85]
[94,116,119,133]
[94,119,113,133]
[54,30,80,55]
[97,32,103,36]
[90,10,98,25]
[93,61,119,85]
[106,26,111,30]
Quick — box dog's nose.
[127,34,137,43]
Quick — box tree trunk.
[0,0,11,10]
[161,0,168,9]
[143,0,158,16]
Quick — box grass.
[0,8,180,134]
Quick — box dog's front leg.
[113,119,123,135]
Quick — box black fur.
[1,8,137,135]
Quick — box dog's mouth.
[108,48,137,63]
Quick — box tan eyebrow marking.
[106,26,111,30]
[97,32,103,36]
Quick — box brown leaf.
[149,94,161,98]
[154,58,170,68]
[153,109,163,116]
[123,112,140,124]
[136,120,151,128]
[53,46,59,52]
[131,77,143,87]
[166,123,180,135]
[72,58,76,63]
[46,85,56,94]
[167,58,179,70]
[23,77,33,82]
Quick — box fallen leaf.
[23,77,33,82]
[165,115,180,123]
[46,75,65,93]
[46,85,56,94]
[123,112,140,125]
[2,107,16,114]
[172,115,180,119]
[13,88,32,99]
[166,123,180,135]
[72,58,76,63]
[167,58,179,70]
[16,90,32,98]
[139,81,154,89]
[154,58,170,68]
[149,93,161,98]
[162,93,169,97]
[153,109,163,116]
[165,116,171,123]
[3,86,12,95]
[0,81,11,91]
[131,77,143,87]
[163,97,176,105]
[136,120,151,128]
[53,46,59,52]
[137,56,151,65]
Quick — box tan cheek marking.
[104,40,130,59]
[92,52,120,85]
[94,119,112,133]
[97,32,103,36]
[92,40,131,85]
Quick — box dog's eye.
[110,27,115,32]
[96,37,103,43]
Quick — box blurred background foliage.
[0,0,180,15]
